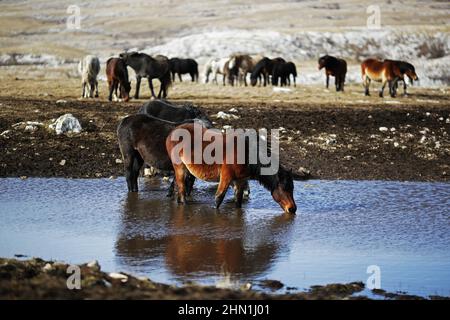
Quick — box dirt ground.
[0,79,449,181]
[1,257,444,300]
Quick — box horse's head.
[271,167,297,214]
[250,77,258,86]
[404,62,418,82]
[318,55,329,70]
[119,51,139,63]
[120,81,131,102]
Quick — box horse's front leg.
[148,78,156,98]
[108,81,114,101]
[135,76,141,99]
[215,174,231,209]
[326,74,329,89]
[95,80,99,98]
[173,164,188,204]
[82,82,86,98]
[379,80,386,98]
[233,180,247,208]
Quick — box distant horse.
[119,52,171,99]
[166,122,297,214]
[79,55,100,98]
[250,57,285,87]
[204,58,231,85]
[361,58,407,97]
[272,61,297,87]
[117,113,211,194]
[228,54,262,86]
[387,60,419,95]
[106,58,131,102]
[318,55,347,92]
[223,59,237,86]
[169,58,199,82]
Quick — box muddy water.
[0,178,449,296]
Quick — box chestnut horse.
[318,55,347,92]
[165,122,297,214]
[106,58,131,102]
[361,58,408,97]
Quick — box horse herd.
[75,51,421,213]
[79,51,419,102]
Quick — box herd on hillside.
[79,52,419,102]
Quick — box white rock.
[115,158,123,164]
[273,87,292,93]
[56,99,67,104]
[379,127,388,132]
[43,263,53,272]
[109,272,128,282]
[87,260,100,270]
[214,111,239,120]
[51,114,82,135]
[229,108,238,113]
[394,142,399,147]
[59,159,66,166]
[390,127,396,132]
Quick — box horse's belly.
[185,163,220,182]
[365,70,382,81]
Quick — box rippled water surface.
[0,178,449,296]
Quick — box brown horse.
[386,60,419,95]
[228,54,262,86]
[106,58,131,102]
[318,55,347,91]
[165,122,297,214]
[361,58,407,97]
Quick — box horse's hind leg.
[379,80,386,98]
[95,80,99,98]
[215,175,231,209]
[108,80,114,101]
[185,172,196,197]
[178,73,183,82]
[363,76,370,96]
[149,78,157,98]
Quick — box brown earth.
[1,257,443,300]
[0,86,449,181]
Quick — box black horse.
[119,52,171,99]
[250,57,285,86]
[318,55,347,92]
[138,99,213,128]
[272,61,297,87]
[169,58,199,82]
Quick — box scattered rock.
[86,260,100,271]
[344,155,355,160]
[59,159,66,166]
[379,127,388,132]
[50,114,82,135]
[56,99,67,104]
[214,111,239,120]
[229,108,238,113]
[259,279,284,291]
[42,263,53,272]
[115,159,123,164]
[108,272,128,283]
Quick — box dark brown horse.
[318,55,347,92]
[119,52,171,99]
[117,113,212,194]
[250,57,285,86]
[169,58,199,82]
[272,61,297,87]
[386,60,419,95]
[165,122,297,214]
[106,58,131,102]
[361,58,412,97]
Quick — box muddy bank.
[0,97,449,181]
[2,257,445,300]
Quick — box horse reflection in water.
[115,180,295,279]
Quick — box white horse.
[78,55,100,98]
[204,57,230,85]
